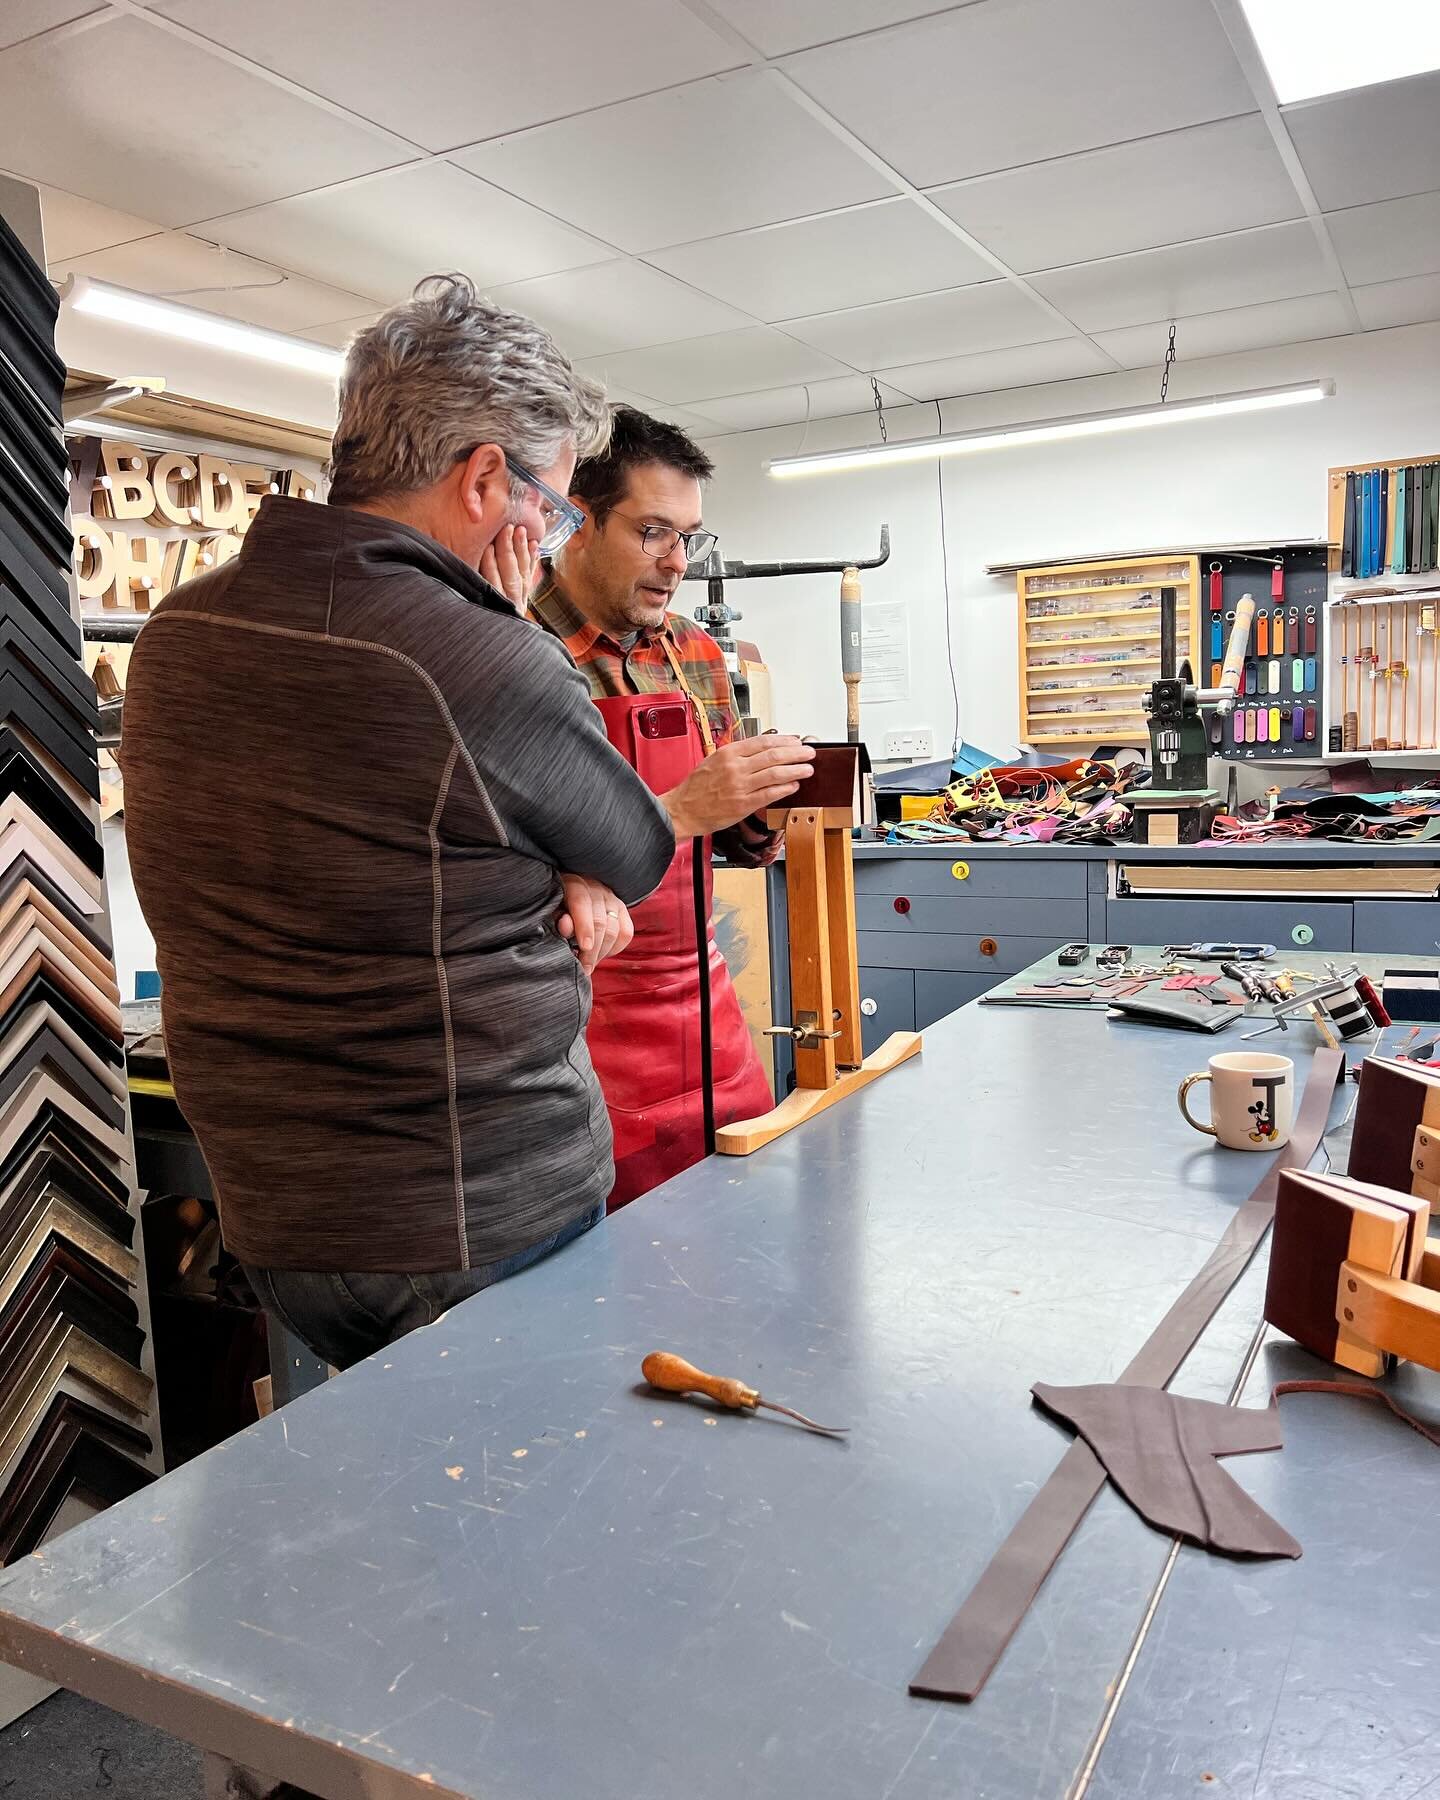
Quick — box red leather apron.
[589,692,773,1211]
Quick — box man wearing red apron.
[526,408,814,1209]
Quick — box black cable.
[935,399,961,759]
[693,834,715,1156]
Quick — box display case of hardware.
[1018,553,1200,747]
[1323,455,1440,758]
[1207,546,1328,760]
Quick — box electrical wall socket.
[882,729,934,760]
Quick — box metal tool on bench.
[1166,941,1276,962]
[641,1352,849,1437]
[1135,587,1255,843]
[685,526,890,741]
[1240,965,1382,1044]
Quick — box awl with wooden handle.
[642,1352,849,1437]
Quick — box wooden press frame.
[716,756,920,1156]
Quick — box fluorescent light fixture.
[768,381,1334,479]
[60,275,344,380]
[1238,0,1440,102]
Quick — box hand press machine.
[1134,586,1255,844]
[684,526,890,740]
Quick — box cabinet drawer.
[914,970,998,1028]
[856,893,1087,937]
[1105,897,1352,952]
[857,966,915,1058]
[857,930,1065,974]
[1354,901,1440,956]
[854,857,1086,900]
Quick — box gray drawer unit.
[1354,901,1440,955]
[1105,897,1352,951]
[858,930,1062,974]
[853,858,1087,900]
[857,966,915,1058]
[855,893,1087,937]
[914,970,997,1028]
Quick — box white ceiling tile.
[1352,272,1440,332]
[1326,192,1440,287]
[1283,72,1440,210]
[488,261,751,360]
[0,0,100,50]
[694,376,910,432]
[454,70,895,254]
[782,0,1255,188]
[0,16,402,226]
[1031,222,1332,333]
[640,403,727,438]
[648,199,992,322]
[702,0,972,57]
[1091,292,1353,368]
[155,0,741,153]
[781,280,1060,369]
[299,312,382,348]
[50,233,377,333]
[202,163,610,305]
[932,116,1299,274]
[32,182,161,262]
[878,337,1112,401]
[579,328,850,404]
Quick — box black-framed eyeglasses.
[617,516,718,565]
[504,454,586,555]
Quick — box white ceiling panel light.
[1238,0,1440,102]
[61,275,343,378]
[768,381,1334,478]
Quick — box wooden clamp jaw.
[715,744,920,1156]
[1266,1157,1440,1379]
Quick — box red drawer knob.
[894,896,911,915]
[980,937,998,957]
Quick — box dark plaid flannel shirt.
[530,569,779,868]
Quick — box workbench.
[0,950,1434,1799]
[768,843,1440,1080]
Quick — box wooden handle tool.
[642,1352,849,1437]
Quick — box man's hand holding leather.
[662,735,815,839]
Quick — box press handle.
[1177,1072,1217,1137]
[642,1352,759,1411]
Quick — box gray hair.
[326,273,610,506]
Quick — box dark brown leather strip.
[1273,1378,1440,1450]
[910,1046,1343,1703]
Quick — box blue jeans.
[244,1204,602,1371]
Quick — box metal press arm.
[1196,594,1255,714]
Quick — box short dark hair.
[569,404,714,523]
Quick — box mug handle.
[1177,1072,1217,1136]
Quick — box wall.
[695,321,1440,757]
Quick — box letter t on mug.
[1178,1052,1294,1151]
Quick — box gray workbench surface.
[0,956,1429,1799]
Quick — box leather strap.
[1273,1377,1440,1449]
[910,1047,1344,1702]
[659,634,716,757]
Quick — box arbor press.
[1135,586,1256,844]
[716,744,921,1155]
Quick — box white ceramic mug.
[1178,1052,1294,1151]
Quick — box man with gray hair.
[122,274,676,1368]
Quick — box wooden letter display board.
[1017,553,1201,747]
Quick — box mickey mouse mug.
[1178,1052,1294,1151]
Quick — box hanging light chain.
[1159,322,1177,405]
[870,375,888,445]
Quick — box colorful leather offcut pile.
[888,757,1150,846]
[1205,782,1440,845]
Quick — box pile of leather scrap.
[1205,778,1440,845]
[887,757,1150,846]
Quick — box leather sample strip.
[911,1048,1344,1703]
[1030,1383,1299,1558]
